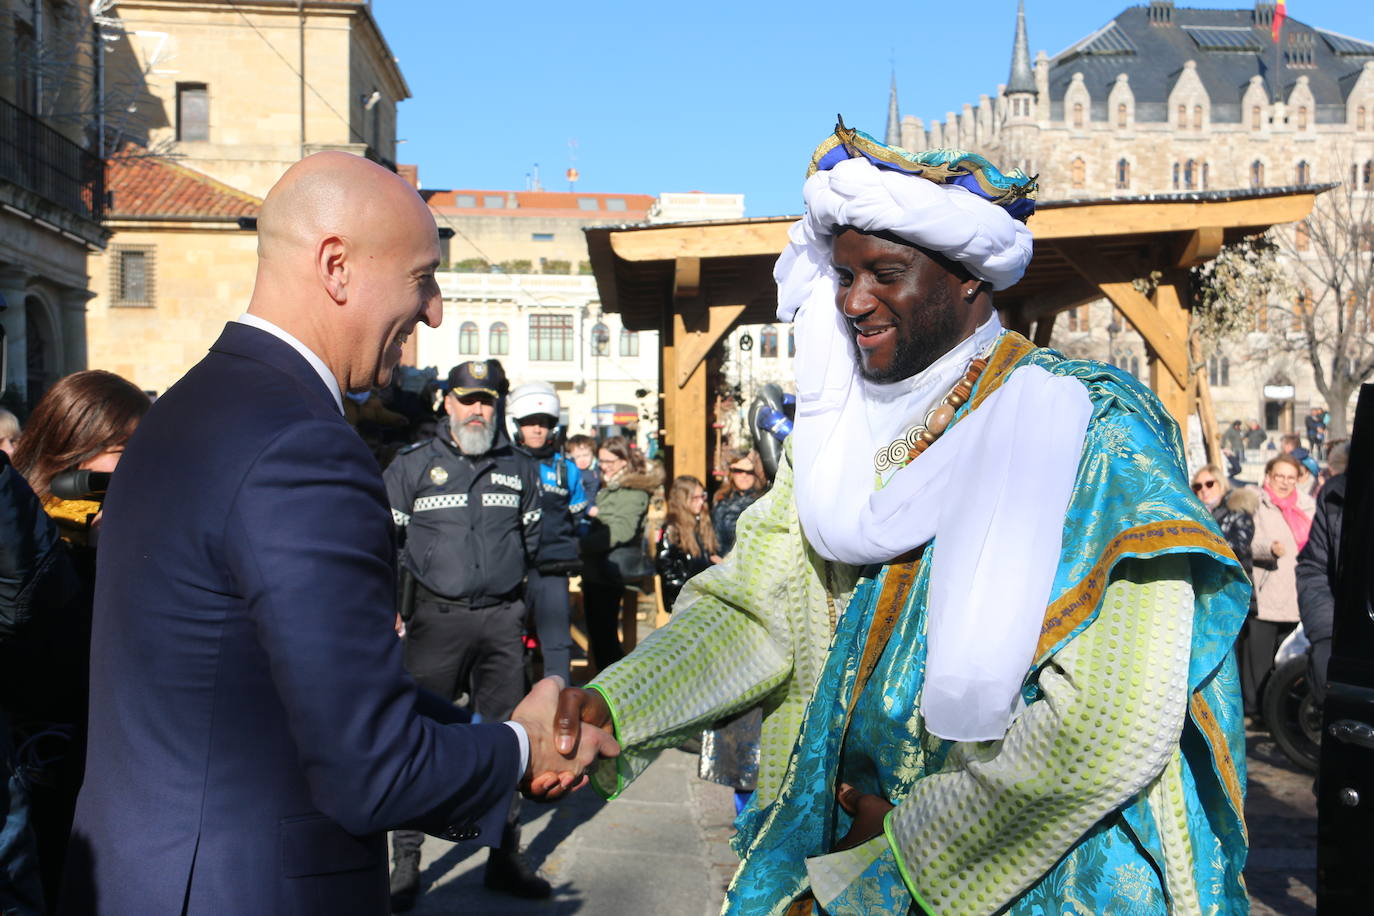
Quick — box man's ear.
[317,235,349,304]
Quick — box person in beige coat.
[1242,453,1315,717]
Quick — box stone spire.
[1007,0,1036,95]
[885,71,901,145]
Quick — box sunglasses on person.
[729,465,755,476]
[1191,479,1218,493]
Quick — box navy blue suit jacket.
[61,323,519,915]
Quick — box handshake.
[509,676,619,801]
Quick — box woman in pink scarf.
[1241,453,1315,719]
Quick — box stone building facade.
[887,0,1374,443]
[85,0,408,395]
[417,189,747,446]
[1,0,107,409]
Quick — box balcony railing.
[0,96,105,223]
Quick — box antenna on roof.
[529,162,542,192]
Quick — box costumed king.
[549,124,1251,915]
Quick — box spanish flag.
[1272,0,1286,43]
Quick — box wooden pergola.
[585,187,1322,484]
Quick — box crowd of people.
[1194,420,1349,726]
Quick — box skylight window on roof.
[1182,26,1264,52]
[456,194,476,207]
[1319,29,1374,57]
[577,198,599,211]
[484,195,506,208]
[605,199,627,212]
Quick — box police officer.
[383,360,546,908]
[508,382,587,685]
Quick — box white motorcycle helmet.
[507,381,562,443]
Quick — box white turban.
[776,154,1093,742]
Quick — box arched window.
[1201,162,1209,190]
[590,322,609,356]
[1177,104,1187,128]
[760,325,778,358]
[787,327,796,358]
[488,321,509,355]
[619,327,639,357]
[1116,103,1127,128]
[1295,220,1310,251]
[1128,354,1141,378]
[1183,159,1196,190]
[1359,106,1368,131]
[1072,103,1084,128]
[1297,106,1309,130]
[1071,157,1086,188]
[1364,160,1374,188]
[1252,106,1262,130]
[1115,158,1130,190]
[458,320,479,355]
[1193,104,1203,129]
[1172,162,1180,189]
[1208,354,1231,387]
[1250,160,1265,187]
[1296,160,1310,184]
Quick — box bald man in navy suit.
[61,153,616,916]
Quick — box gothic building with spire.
[888,1,1374,445]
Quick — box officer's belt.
[415,583,520,610]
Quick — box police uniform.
[382,360,547,904]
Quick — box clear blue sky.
[373,0,1369,217]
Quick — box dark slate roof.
[1046,5,1373,116]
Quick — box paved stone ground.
[401,746,736,915]
[1245,726,1319,916]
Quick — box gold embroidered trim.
[1036,521,1234,660]
[845,554,924,725]
[965,331,1037,414]
[1190,692,1248,839]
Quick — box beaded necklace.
[873,356,989,475]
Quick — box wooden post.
[1148,273,1191,429]
[670,309,711,484]
[1192,336,1222,466]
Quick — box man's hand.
[1272,540,1286,558]
[511,677,618,801]
[552,686,613,756]
[834,783,893,851]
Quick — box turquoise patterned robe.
[590,333,1250,915]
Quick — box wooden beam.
[598,192,1318,263]
[1032,312,1057,348]
[673,256,701,299]
[1028,192,1317,241]
[1174,226,1224,268]
[668,307,711,485]
[1053,240,1190,390]
[611,221,793,262]
[1191,337,1221,466]
[675,303,746,388]
[1148,275,1192,429]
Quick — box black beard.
[857,281,965,384]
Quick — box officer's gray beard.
[453,415,495,456]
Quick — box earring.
[965,286,978,300]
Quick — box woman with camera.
[2,370,148,912]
